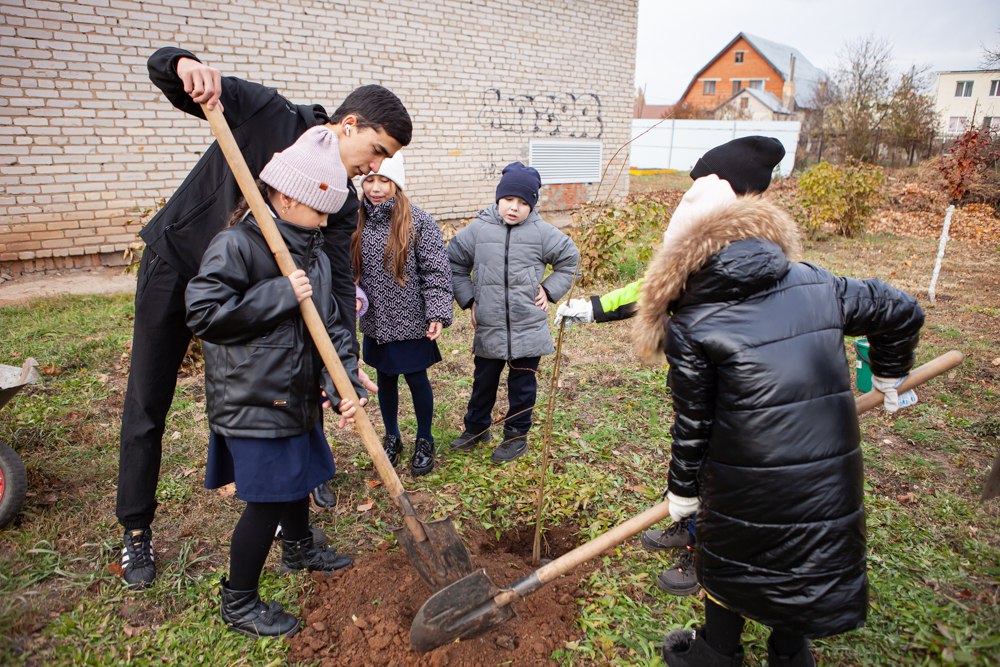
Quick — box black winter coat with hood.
[143,47,360,342]
[185,214,365,439]
[634,197,924,638]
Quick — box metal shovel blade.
[391,516,475,592]
[410,569,517,652]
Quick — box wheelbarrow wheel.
[0,441,27,529]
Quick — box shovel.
[200,104,473,591]
[410,349,965,651]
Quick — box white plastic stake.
[928,204,954,304]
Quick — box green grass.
[1,226,998,665]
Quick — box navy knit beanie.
[690,136,785,194]
[496,162,542,209]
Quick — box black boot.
[449,429,491,451]
[412,438,435,476]
[310,481,336,508]
[280,534,353,573]
[220,577,299,638]
[383,434,403,467]
[661,627,744,666]
[490,429,528,463]
[767,636,816,667]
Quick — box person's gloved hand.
[667,491,700,523]
[555,298,594,327]
[872,375,918,414]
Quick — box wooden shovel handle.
[854,350,964,414]
[199,104,426,540]
[500,348,966,600]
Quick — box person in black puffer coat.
[634,177,924,667]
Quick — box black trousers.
[463,355,540,435]
[116,250,193,530]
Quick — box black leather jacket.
[185,214,365,438]
[143,47,360,346]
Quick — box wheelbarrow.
[0,358,39,529]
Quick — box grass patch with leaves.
[1,222,998,665]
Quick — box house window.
[740,96,749,109]
[703,80,716,95]
[947,117,967,133]
[954,81,973,97]
[983,117,1000,131]
[748,79,764,90]
[990,80,1000,96]
[734,51,745,63]
[732,80,744,95]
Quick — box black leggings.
[228,497,309,590]
[376,369,435,441]
[704,598,806,656]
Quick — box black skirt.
[362,335,442,375]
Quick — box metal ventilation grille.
[528,140,603,184]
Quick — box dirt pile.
[288,527,589,666]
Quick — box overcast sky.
[635,0,1000,103]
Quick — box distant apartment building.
[934,70,1000,135]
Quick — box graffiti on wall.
[479,88,604,139]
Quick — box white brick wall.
[0,0,637,274]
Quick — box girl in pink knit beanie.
[185,124,368,638]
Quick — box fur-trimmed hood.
[634,196,801,362]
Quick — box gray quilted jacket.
[449,205,579,359]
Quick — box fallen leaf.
[180,467,197,478]
[108,562,123,577]
[170,431,181,441]
[366,480,382,488]
[357,501,375,512]
[991,357,1000,366]
[217,483,236,498]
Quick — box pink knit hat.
[260,126,348,214]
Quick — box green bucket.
[855,338,872,392]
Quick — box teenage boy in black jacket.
[117,47,412,589]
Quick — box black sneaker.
[490,431,528,463]
[656,545,700,596]
[121,527,155,589]
[411,438,435,477]
[383,434,403,467]
[449,429,492,452]
[640,517,693,551]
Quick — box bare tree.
[982,31,1000,69]
[885,65,938,165]
[827,35,894,160]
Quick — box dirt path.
[0,268,136,306]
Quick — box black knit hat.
[496,162,542,209]
[690,136,785,194]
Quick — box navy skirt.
[204,420,335,503]
[363,335,442,375]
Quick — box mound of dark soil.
[288,526,589,666]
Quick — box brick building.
[0,0,638,276]
[677,32,826,117]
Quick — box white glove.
[554,298,594,327]
[667,491,700,523]
[872,375,918,414]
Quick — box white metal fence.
[630,119,801,176]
